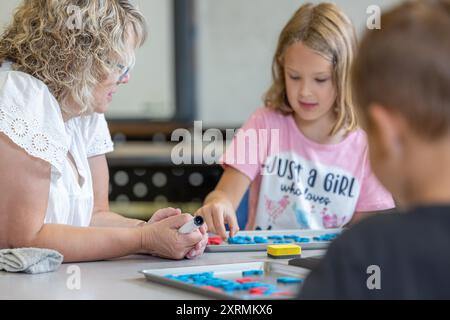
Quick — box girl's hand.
[196,199,239,240]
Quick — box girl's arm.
[0,134,202,262]
[196,166,251,239]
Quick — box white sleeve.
[0,71,69,176]
[79,113,114,158]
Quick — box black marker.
[178,216,204,234]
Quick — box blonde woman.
[0,0,207,262]
[197,3,395,239]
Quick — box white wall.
[0,1,21,29]
[0,0,175,120]
[196,0,401,126]
[108,0,175,120]
[1,0,403,125]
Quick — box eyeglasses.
[116,63,130,83]
[105,59,130,83]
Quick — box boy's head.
[265,2,358,135]
[352,0,450,204]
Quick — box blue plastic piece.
[223,286,235,292]
[223,283,243,291]
[277,277,304,284]
[313,233,339,242]
[242,270,264,277]
[228,236,257,245]
[176,276,191,282]
[254,236,268,244]
[199,272,214,278]
[292,236,310,243]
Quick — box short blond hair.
[264,3,358,135]
[352,0,450,139]
[0,0,147,115]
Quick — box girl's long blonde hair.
[265,3,358,135]
[0,0,147,115]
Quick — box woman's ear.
[367,103,405,160]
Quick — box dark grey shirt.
[299,206,450,299]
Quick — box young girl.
[196,2,395,239]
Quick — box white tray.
[141,261,311,300]
[205,228,342,252]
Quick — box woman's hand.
[139,213,204,260]
[185,223,208,259]
[148,207,182,224]
[147,207,209,259]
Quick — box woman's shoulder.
[0,65,63,114]
[0,64,64,121]
[0,64,69,175]
[0,64,50,96]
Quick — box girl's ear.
[367,104,406,161]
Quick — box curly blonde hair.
[0,0,147,115]
[264,3,358,135]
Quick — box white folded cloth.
[0,248,63,274]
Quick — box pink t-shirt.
[222,107,395,230]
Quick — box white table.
[0,250,323,300]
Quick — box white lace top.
[0,62,114,227]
